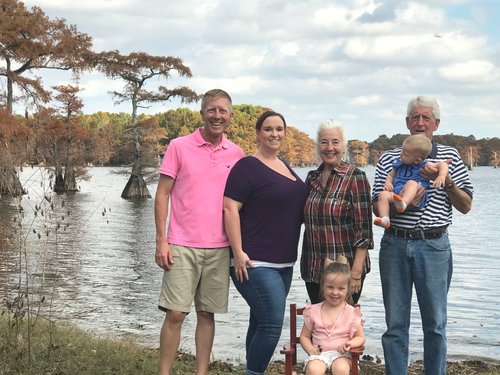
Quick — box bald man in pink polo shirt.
[154,89,244,375]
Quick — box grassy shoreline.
[1,316,500,374]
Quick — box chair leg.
[284,351,293,375]
[351,352,359,375]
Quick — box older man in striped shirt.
[372,96,473,375]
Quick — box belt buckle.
[407,231,415,240]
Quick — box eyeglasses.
[409,114,435,123]
[319,139,342,147]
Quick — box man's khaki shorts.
[158,245,230,314]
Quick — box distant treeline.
[2,105,497,173]
[356,133,500,167]
[0,105,316,172]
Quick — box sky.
[18,0,500,142]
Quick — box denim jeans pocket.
[424,234,451,252]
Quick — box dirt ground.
[180,351,500,374]
[262,357,500,375]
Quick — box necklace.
[320,302,346,338]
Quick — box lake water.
[0,166,499,365]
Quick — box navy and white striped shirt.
[372,142,474,230]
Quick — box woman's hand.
[233,251,253,282]
[351,276,362,294]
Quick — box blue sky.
[446,1,500,41]
[17,0,500,142]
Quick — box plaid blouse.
[300,163,374,284]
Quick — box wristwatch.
[444,181,455,192]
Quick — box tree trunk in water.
[121,173,151,199]
[63,123,78,192]
[63,157,78,192]
[53,165,65,193]
[0,166,24,197]
[120,100,150,199]
[63,167,78,191]
[121,111,151,198]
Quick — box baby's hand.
[383,182,394,192]
[433,176,446,188]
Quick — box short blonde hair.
[201,89,232,111]
[403,134,432,160]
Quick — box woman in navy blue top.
[224,111,307,375]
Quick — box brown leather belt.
[385,226,448,240]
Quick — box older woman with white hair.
[300,119,374,305]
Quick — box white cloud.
[439,59,496,81]
[352,95,380,105]
[395,2,445,26]
[31,0,136,11]
[11,0,500,142]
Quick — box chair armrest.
[350,345,364,355]
[280,343,296,355]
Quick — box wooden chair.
[280,303,364,375]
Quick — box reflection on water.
[1,166,499,364]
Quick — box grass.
[2,315,500,375]
[1,315,158,374]
[0,315,245,375]
[0,314,255,375]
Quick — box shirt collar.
[193,128,229,149]
[316,162,350,177]
[428,141,438,158]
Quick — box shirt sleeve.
[448,150,474,197]
[350,305,363,339]
[224,158,253,203]
[159,139,180,179]
[303,304,315,332]
[350,170,374,250]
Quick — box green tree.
[156,107,201,145]
[95,50,199,199]
[156,105,316,164]
[81,112,124,166]
[51,84,88,193]
[226,105,268,155]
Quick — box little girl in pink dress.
[299,256,365,375]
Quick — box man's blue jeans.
[379,233,452,375]
[230,266,293,375]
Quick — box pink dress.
[303,302,362,352]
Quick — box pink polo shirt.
[159,128,243,248]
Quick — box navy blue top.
[224,156,307,263]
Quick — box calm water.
[0,166,499,364]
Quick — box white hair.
[316,119,349,162]
[407,96,440,119]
